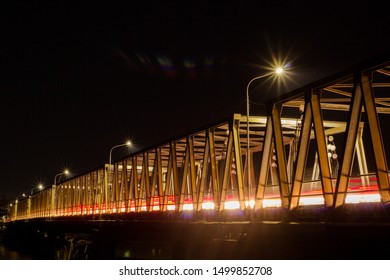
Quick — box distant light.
[125,140,132,146]
[275,67,284,74]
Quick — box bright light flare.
[247,45,300,95]
[275,67,284,74]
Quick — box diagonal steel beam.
[271,103,290,209]
[311,90,334,207]
[255,115,273,210]
[290,94,312,210]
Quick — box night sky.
[1,1,390,200]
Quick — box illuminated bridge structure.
[9,54,390,223]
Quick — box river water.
[0,224,32,260]
[0,243,32,260]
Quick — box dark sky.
[1,1,390,200]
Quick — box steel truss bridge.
[9,54,390,223]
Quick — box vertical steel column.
[87,173,92,214]
[271,103,290,209]
[27,196,31,219]
[208,129,221,210]
[90,173,95,213]
[36,193,40,218]
[232,116,246,210]
[71,181,75,215]
[67,182,71,215]
[59,185,65,216]
[150,151,158,208]
[61,186,65,215]
[62,185,66,215]
[143,152,151,212]
[311,90,334,207]
[188,136,198,210]
[138,156,145,211]
[113,162,120,212]
[197,133,210,211]
[255,115,273,210]
[66,183,70,215]
[179,144,190,211]
[34,194,38,218]
[50,185,56,217]
[71,178,76,215]
[163,148,172,212]
[155,148,164,211]
[80,176,85,215]
[220,130,234,211]
[361,73,390,202]
[87,174,91,214]
[57,187,61,215]
[122,159,129,212]
[132,156,139,212]
[116,161,122,211]
[170,142,180,211]
[66,184,71,215]
[91,171,97,214]
[73,179,78,215]
[103,164,109,214]
[129,158,136,211]
[290,97,312,210]
[42,191,46,217]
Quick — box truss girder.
[10,58,390,221]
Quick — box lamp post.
[14,193,26,220]
[109,140,132,170]
[54,169,69,186]
[246,67,284,203]
[52,169,70,217]
[30,184,44,195]
[107,140,132,212]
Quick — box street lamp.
[30,184,44,195]
[246,67,285,203]
[108,140,132,186]
[106,140,132,213]
[13,193,26,221]
[109,140,132,169]
[54,169,70,186]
